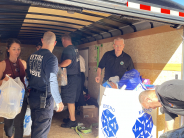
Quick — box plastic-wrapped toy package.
[57,67,67,86]
[0,76,25,119]
[23,108,32,136]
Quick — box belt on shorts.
[31,88,51,95]
[67,74,78,76]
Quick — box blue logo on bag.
[24,115,31,128]
[20,88,25,107]
[101,109,119,137]
[132,113,153,138]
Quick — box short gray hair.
[43,31,56,45]
[61,34,71,41]
[114,37,124,44]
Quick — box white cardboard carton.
[99,86,157,138]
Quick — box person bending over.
[139,80,184,132]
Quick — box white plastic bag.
[0,76,25,119]
[57,67,67,86]
[23,107,32,136]
[109,76,119,83]
[53,101,67,111]
[24,77,28,87]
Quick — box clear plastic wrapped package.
[57,67,67,86]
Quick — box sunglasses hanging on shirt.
[12,63,20,72]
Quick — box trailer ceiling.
[0,0,184,46]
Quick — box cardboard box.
[0,117,4,138]
[0,118,3,122]
[98,86,157,138]
[80,105,98,118]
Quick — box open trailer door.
[7,0,184,45]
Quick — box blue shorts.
[61,74,81,103]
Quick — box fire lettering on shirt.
[29,54,43,77]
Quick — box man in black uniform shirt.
[59,34,80,128]
[95,37,134,83]
[139,80,184,132]
[27,31,64,138]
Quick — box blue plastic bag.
[102,81,112,88]
[118,69,141,90]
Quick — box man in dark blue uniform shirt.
[27,31,64,138]
[95,37,134,83]
[59,34,80,128]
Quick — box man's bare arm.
[59,59,72,68]
[0,61,7,86]
[95,68,102,83]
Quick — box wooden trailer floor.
[3,110,99,138]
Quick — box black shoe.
[61,120,78,128]
[63,118,70,123]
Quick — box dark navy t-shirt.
[27,49,62,104]
[60,45,80,75]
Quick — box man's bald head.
[61,34,71,41]
[41,31,57,52]
[139,90,151,104]
[43,31,56,46]
[139,90,160,109]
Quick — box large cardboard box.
[80,105,98,118]
[98,86,157,138]
[0,117,4,138]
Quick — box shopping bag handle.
[6,74,10,78]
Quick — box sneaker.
[63,118,70,123]
[61,120,78,128]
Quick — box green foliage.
[94,44,103,72]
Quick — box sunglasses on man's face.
[114,45,124,47]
